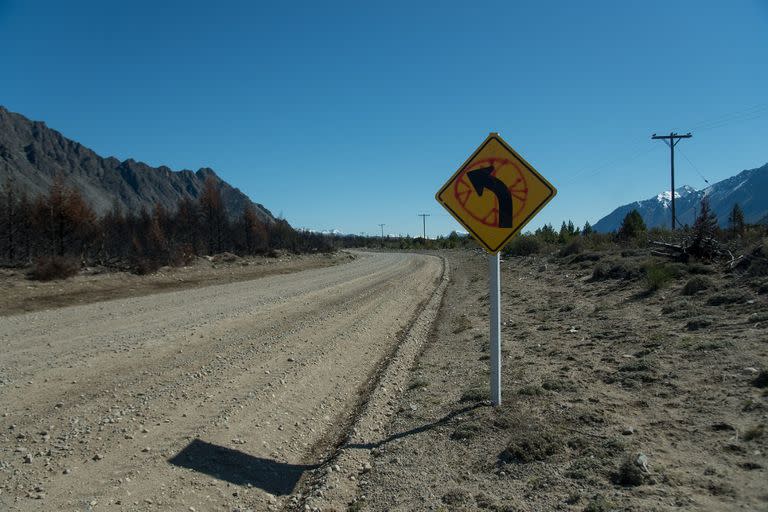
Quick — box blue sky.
[1,1,766,236]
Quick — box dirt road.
[0,251,444,511]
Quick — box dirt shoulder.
[0,251,354,316]
[353,248,767,511]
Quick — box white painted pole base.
[489,252,501,406]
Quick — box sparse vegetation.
[742,424,764,441]
[452,314,472,334]
[682,276,713,295]
[613,456,646,487]
[753,370,768,389]
[643,262,676,291]
[706,291,751,306]
[583,494,614,512]
[27,256,79,281]
[559,237,584,257]
[460,386,486,403]
[686,317,714,331]
[518,384,544,396]
[499,426,562,463]
[542,377,577,392]
[408,376,430,390]
[502,235,542,257]
[591,259,641,281]
[441,488,473,506]
[450,422,482,441]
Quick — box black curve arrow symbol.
[467,166,513,228]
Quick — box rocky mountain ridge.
[0,106,274,222]
[593,163,768,232]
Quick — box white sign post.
[489,252,501,405]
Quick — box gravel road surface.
[0,251,443,511]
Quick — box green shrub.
[617,210,646,240]
[643,263,675,291]
[613,456,646,486]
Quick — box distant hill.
[0,106,274,222]
[593,163,768,232]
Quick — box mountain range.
[0,106,274,222]
[593,163,768,232]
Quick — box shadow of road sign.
[344,403,485,450]
[168,439,318,496]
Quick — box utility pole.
[378,223,385,238]
[651,132,692,230]
[418,213,430,239]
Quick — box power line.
[652,131,693,230]
[675,145,710,186]
[377,223,385,238]
[560,143,655,186]
[686,103,768,133]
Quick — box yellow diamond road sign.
[435,133,557,254]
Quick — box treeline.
[327,230,476,251]
[503,197,764,258]
[0,176,335,277]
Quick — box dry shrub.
[559,238,584,257]
[212,252,239,263]
[706,291,750,306]
[450,422,482,441]
[460,386,486,403]
[170,244,196,267]
[499,425,562,463]
[743,424,764,441]
[28,256,79,281]
[132,258,162,275]
[682,276,713,295]
[733,240,768,277]
[591,259,641,281]
[571,252,602,263]
[584,494,614,512]
[503,236,542,257]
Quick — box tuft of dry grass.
[499,426,562,463]
[682,276,713,295]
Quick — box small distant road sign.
[436,133,557,406]
[435,133,556,254]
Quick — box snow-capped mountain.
[593,163,768,232]
[299,228,345,236]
